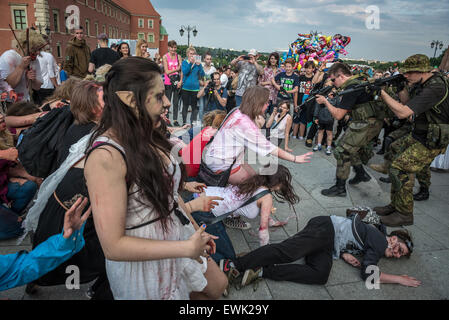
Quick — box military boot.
[369,162,389,174]
[380,211,414,227]
[373,204,396,216]
[349,165,372,185]
[321,178,347,197]
[413,187,429,201]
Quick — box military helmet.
[400,54,432,73]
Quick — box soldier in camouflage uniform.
[374,54,449,227]
[370,121,431,200]
[316,63,385,197]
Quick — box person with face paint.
[221,213,419,289]
[0,28,45,103]
[84,57,228,300]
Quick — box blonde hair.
[136,39,148,57]
[95,64,112,82]
[186,46,196,55]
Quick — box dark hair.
[284,58,295,66]
[388,229,413,258]
[71,80,102,124]
[6,101,40,116]
[204,52,212,59]
[118,42,130,58]
[235,165,299,207]
[89,57,176,233]
[267,52,280,68]
[212,71,220,80]
[276,100,290,110]
[328,62,352,77]
[303,61,315,70]
[167,40,177,48]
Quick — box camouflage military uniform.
[334,75,385,180]
[383,55,449,225]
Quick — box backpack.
[17,106,74,178]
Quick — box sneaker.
[173,121,180,127]
[305,139,313,148]
[298,136,305,141]
[313,145,322,152]
[220,259,241,297]
[223,216,251,230]
[241,268,262,287]
[326,146,332,155]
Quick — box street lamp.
[179,25,198,47]
[431,40,444,58]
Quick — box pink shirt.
[163,53,180,85]
[204,109,277,172]
[259,67,280,103]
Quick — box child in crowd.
[294,61,316,140]
[313,79,336,155]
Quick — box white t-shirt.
[220,73,228,88]
[0,50,43,101]
[204,185,268,219]
[203,65,216,80]
[37,51,58,89]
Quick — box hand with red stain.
[184,181,207,193]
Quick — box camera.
[242,55,251,60]
[206,81,215,95]
[168,74,180,87]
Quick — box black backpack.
[17,106,74,178]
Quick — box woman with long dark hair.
[193,165,299,255]
[117,42,130,59]
[84,57,227,300]
[258,52,280,115]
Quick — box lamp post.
[431,40,444,58]
[179,25,198,47]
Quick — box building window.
[148,19,153,29]
[147,33,155,43]
[94,0,97,9]
[85,19,90,36]
[95,22,99,36]
[52,10,60,33]
[138,19,144,28]
[64,13,70,33]
[56,43,62,58]
[12,8,27,30]
[137,33,145,40]
[103,24,106,34]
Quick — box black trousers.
[234,216,335,285]
[165,85,180,121]
[181,89,198,125]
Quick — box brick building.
[0,0,169,62]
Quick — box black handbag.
[197,108,239,187]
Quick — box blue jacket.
[181,60,205,91]
[0,225,85,291]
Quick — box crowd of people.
[0,25,449,300]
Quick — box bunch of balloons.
[282,33,351,71]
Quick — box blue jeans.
[0,205,24,240]
[235,95,243,107]
[7,181,38,214]
[191,211,236,264]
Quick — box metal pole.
[188,29,190,47]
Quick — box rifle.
[336,74,406,97]
[295,85,335,116]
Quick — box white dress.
[96,137,208,300]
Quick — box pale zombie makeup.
[145,77,168,124]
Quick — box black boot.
[413,187,429,201]
[348,165,372,185]
[321,178,347,197]
[379,176,391,183]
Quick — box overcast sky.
[151,0,449,62]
